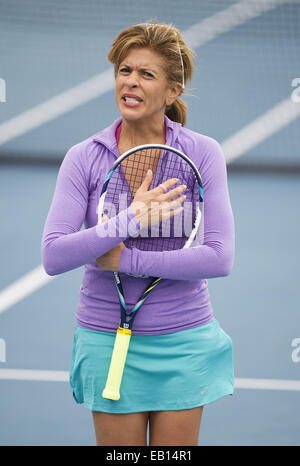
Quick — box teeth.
[125,97,140,103]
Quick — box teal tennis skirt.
[69,318,234,413]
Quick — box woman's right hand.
[129,169,187,229]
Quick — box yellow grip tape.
[117,326,132,336]
[102,327,132,401]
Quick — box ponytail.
[166,97,187,126]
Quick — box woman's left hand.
[96,215,126,271]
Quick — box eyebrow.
[119,63,159,75]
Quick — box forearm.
[42,207,140,275]
[119,237,234,280]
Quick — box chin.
[119,110,144,122]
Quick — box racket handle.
[102,327,132,401]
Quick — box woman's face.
[115,47,178,125]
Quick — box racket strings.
[104,148,202,252]
[121,148,162,197]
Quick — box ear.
[165,83,183,106]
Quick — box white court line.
[0,0,286,147]
[222,97,300,163]
[0,369,299,391]
[0,265,53,314]
[0,68,114,146]
[183,0,286,48]
[234,377,300,391]
[0,369,69,382]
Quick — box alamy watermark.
[96,197,200,239]
[0,78,6,102]
[291,338,300,363]
[0,338,6,362]
[291,78,300,103]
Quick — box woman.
[41,21,235,446]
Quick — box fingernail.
[147,169,152,176]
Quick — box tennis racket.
[97,144,204,401]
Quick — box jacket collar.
[92,115,182,154]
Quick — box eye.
[119,67,130,74]
[143,71,153,78]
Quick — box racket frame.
[98,144,204,401]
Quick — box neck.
[118,116,166,149]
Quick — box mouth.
[122,94,143,107]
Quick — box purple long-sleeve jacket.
[41,115,235,335]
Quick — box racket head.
[97,144,204,254]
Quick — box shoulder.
[59,133,111,193]
[64,116,121,167]
[174,126,228,190]
[64,133,105,166]
[177,126,224,163]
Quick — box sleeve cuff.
[95,206,140,241]
[118,247,133,274]
[127,205,141,237]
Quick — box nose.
[125,71,139,88]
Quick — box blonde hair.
[107,20,196,126]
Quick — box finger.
[168,194,186,209]
[159,205,184,223]
[137,169,153,192]
[155,196,185,222]
[151,177,179,195]
[158,195,186,218]
[168,206,184,218]
[160,184,187,202]
[158,183,167,194]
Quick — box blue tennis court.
[0,0,299,446]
